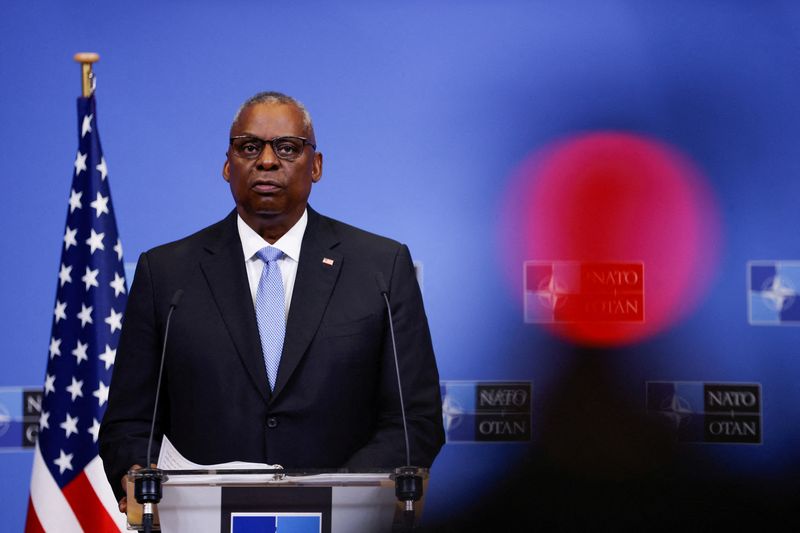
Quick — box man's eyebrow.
[234,133,300,139]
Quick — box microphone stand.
[134,468,164,533]
[394,465,424,532]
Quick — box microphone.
[135,289,183,533]
[375,273,423,531]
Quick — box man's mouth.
[251,180,282,194]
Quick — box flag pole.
[73,52,100,97]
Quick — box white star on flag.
[58,264,72,287]
[39,411,50,430]
[49,337,61,359]
[53,450,74,474]
[71,340,89,364]
[86,228,105,254]
[53,300,67,323]
[44,374,56,395]
[98,344,116,370]
[88,418,101,443]
[76,304,93,327]
[93,381,110,407]
[105,308,123,333]
[114,238,123,261]
[81,271,101,294]
[96,157,108,180]
[68,189,83,213]
[65,377,84,401]
[63,226,78,250]
[90,191,109,218]
[74,151,87,175]
[110,272,127,297]
[81,114,93,138]
[72,341,89,364]
[81,266,100,291]
[59,413,79,438]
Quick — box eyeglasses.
[229,135,316,162]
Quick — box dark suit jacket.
[99,207,444,499]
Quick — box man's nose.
[256,142,280,170]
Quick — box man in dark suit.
[99,92,445,509]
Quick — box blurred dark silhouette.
[424,348,799,531]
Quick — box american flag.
[26,94,128,532]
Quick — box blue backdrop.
[2,1,800,530]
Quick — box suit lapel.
[199,211,270,403]
[272,208,342,400]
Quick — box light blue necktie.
[255,246,286,391]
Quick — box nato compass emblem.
[440,383,473,442]
[659,392,693,431]
[646,381,704,442]
[748,261,800,325]
[0,404,10,438]
[441,392,466,434]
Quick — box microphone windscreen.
[375,272,389,296]
[170,289,184,308]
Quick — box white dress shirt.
[237,209,308,319]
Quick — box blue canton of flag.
[26,95,127,532]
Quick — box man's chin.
[242,204,284,218]
[237,199,307,221]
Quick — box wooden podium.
[126,469,428,532]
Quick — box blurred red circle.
[499,132,722,346]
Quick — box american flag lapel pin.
[322,257,335,266]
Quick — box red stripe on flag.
[24,497,46,533]
[62,471,120,532]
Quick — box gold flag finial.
[73,53,100,97]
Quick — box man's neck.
[240,207,305,244]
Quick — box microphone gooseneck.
[376,272,423,532]
[145,288,183,466]
[376,272,411,468]
[136,288,183,533]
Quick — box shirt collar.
[237,209,308,263]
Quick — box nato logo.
[0,387,42,450]
[646,381,761,444]
[441,381,531,442]
[231,513,321,533]
[524,261,644,323]
[748,261,800,325]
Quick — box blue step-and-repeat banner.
[2,1,799,530]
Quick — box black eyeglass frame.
[228,135,317,161]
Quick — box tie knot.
[257,246,283,264]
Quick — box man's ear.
[222,158,231,183]
[312,151,323,183]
